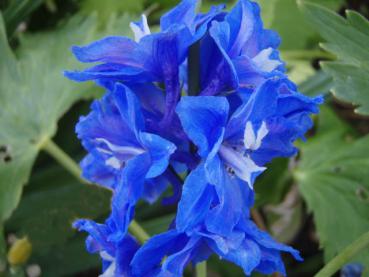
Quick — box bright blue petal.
[71,36,138,63]
[176,164,214,232]
[160,0,197,32]
[204,156,248,236]
[139,132,176,178]
[80,154,116,189]
[110,153,151,238]
[131,230,189,276]
[176,96,229,157]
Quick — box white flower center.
[219,121,268,188]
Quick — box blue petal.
[73,219,115,255]
[161,237,201,276]
[176,163,214,232]
[225,79,279,141]
[139,132,176,178]
[142,175,169,204]
[115,235,140,276]
[112,84,145,136]
[131,230,189,276]
[71,36,138,63]
[176,96,229,157]
[200,21,238,95]
[211,238,262,276]
[110,153,151,238]
[204,156,249,236]
[160,0,197,32]
[80,154,116,189]
[64,63,153,83]
[225,0,258,58]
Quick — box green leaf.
[0,13,133,223]
[295,106,369,268]
[299,1,369,115]
[299,70,333,97]
[257,0,344,50]
[3,0,44,36]
[6,165,111,276]
[80,0,143,23]
[254,158,291,208]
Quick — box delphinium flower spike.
[67,0,323,276]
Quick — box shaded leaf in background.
[299,1,369,115]
[80,0,143,23]
[6,165,111,276]
[254,158,290,208]
[0,13,133,223]
[2,0,44,36]
[295,106,369,269]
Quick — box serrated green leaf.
[295,106,369,269]
[299,1,369,115]
[257,0,344,50]
[0,13,134,223]
[299,70,333,97]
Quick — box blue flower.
[68,0,325,276]
[76,83,176,235]
[176,79,322,190]
[65,0,224,128]
[131,219,302,276]
[200,0,284,96]
[74,218,139,276]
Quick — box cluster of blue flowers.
[66,0,323,276]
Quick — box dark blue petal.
[115,235,140,276]
[112,84,145,135]
[200,21,238,96]
[176,96,228,157]
[142,175,169,204]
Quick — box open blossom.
[68,0,323,276]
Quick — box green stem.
[315,231,369,277]
[41,138,150,244]
[196,261,206,277]
[128,221,150,243]
[281,50,335,61]
[42,139,86,184]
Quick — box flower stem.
[41,138,150,244]
[42,138,87,184]
[196,261,206,277]
[128,220,150,243]
[314,231,369,277]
